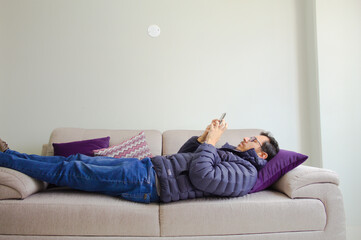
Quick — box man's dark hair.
[260,131,279,161]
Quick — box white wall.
[0,0,319,164]
[316,0,361,239]
[1,0,359,238]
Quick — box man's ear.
[258,151,268,160]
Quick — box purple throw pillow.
[53,136,110,157]
[249,149,308,193]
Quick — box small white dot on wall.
[148,25,161,38]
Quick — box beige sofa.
[0,128,346,240]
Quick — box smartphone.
[219,113,226,122]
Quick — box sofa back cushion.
[45,128,162,157]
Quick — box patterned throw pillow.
[93,131,152,159]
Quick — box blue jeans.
[0,150,159,203]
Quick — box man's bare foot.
[0,138,9,152]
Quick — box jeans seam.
[22,170,149,184]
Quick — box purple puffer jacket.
[151,136,267,203]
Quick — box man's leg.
[0,150,155,203]
[5,149,127,165]
[4,149,71,163]
[72,153,142,166]
[1,139,141,166]
[0,139,157,203]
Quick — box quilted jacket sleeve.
[178,136,201,154]
[188,143,255,197]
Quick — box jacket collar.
[220,142,267,170]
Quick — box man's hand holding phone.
[205,117,228,146]
[198,113,228,145]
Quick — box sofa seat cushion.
[159,190,326,237]
[0,188,160,236]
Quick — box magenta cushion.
[249,149,308,193]
[53,137,110,157]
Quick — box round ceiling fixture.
[148,25,161,38]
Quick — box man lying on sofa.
[0,120,279,203]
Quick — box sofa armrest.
[41,144,49,156]
[0,167,48,200]
[271,165,339,198]
[271,165,346,240]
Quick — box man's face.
[236,135,269,155]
